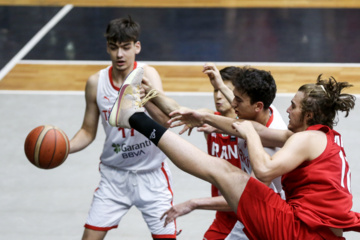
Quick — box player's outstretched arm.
[169,109,239,137]
[232,121,313,183]
[203,62,234,104]
[142,76,183,116]
[161,196,232,227]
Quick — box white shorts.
[225,221,248,240]
[85,161,177,238]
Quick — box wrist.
[188,199,198,210]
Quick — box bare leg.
[110,74,251,212]
[82,228,107,240]
[157,130,250,212]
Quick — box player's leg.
[83,164,132,239]
[82,228,107,240]
[153,129,249,212]
[108,69,250,212]
[135,163,177,240]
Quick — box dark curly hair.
[231,66,276,109]
[298,74,356,129]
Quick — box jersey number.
[335,135,351,193]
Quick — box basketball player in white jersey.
[142,63,287,239]
[68,17,177,240]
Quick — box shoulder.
[143,64,160,77]
[87,72,100,89]
[141,64,164,91]
[84,71,100,99]
[289,130,324,143]
[286,130,327,160]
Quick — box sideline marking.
[0,4,74,81]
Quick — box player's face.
[213,80,234,115]
[107,40,141,71]
[231,89,257,120]
[286,91,308,132]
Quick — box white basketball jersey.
[96,63,167,171]
[226,105,287,240]
[238,105,287,194]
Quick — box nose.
[231,98,237,108]
[286,106,291,114]
[117,49,123,58]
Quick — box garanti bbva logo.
[112,140,153,158]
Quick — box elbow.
[252,166,274,184]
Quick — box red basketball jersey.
[282,124,360,231]
[206,112,240,234]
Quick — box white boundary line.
[18,59,360,68]
[0,4,74,81]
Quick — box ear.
[305,112,314,121]
[135,41,141,54]
[254,102,264,112]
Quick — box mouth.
[116,60,125,66]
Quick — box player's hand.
[160,200,195,227]
[197,124,219,134]
[168,109,205,132]
[177,124,194,136]
[203,62,223,90]
[141,77,154,94]
[232,120,253,139]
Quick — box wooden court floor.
[1,63,360,93]
[0,63,360,94]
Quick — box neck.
[111,65,133,85]
[255,108,271,126]
[222,110,237,119]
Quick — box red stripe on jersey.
[108,62,138,91]
[265,106,274,128]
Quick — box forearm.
[219,84,234,104]
[145,101,171,127]
[151,92,181,115]
[244,127,273,183]
[252,121,293,148]
[203,113,240,137]
[191,196,232,212]
[69,128,96,154]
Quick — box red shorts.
[203,227,228,240]
[237,177,343,240]
[203,211,237,240]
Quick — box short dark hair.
[220,66,239,82]
[105,16,140,43]
[232,67,276,109]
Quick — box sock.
[129,112,167,146]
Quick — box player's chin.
[287,124,295,132]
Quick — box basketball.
[24,125,70,169]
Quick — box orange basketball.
[24,125,70,169]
